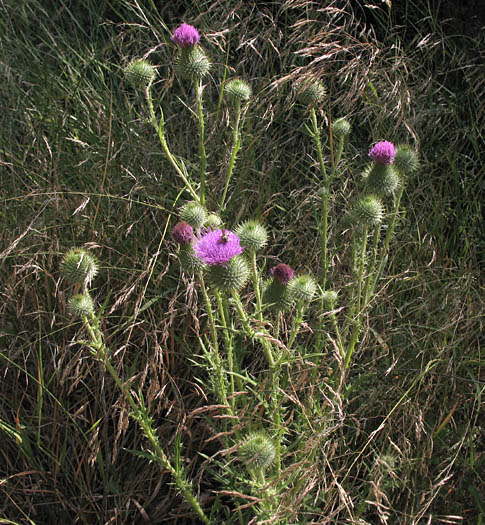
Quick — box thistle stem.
[145,86,200,202]
[195,79,207,206]
[250,251,263,322]
[219,100,242,214]
[82,314,211,524]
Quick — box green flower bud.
[321,290,338,309]
[238,432,276,472]
[365,164,400,196]
[296,78,326,106]
[176,47,210,81]
[288,274,317,302]
[180,201,207,229]
[178,245,207,273]
[207,256,249,292]
[124,59,156,89]
[68,293,95,318]
[332,118,351,138]
[235,220,268,253]
[352,195,384,227]
[393,145,419,176]
[262,280,295,312]
[61,248,98,286]
[204,213,223,230]
[225,79,252,103]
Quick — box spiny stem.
[219,100,242,214]
[250,251,263,321]
[145,86,200,202]
[195,79,207,206]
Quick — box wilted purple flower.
[194,229,243,265]
[172,221,194,244]
[271,263,295,285]
[368,141,396,165]
[171,23,200,47]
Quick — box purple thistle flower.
[368,141,396,165]
[171,23,200,48]
[194,229,243,265]
[172,221,194,244]
[271,263,295,285]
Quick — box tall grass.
[0,0,482,523]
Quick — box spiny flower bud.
[61,248,98,286]
[369,141,396,165]
[172,221,194,244]
[225,79,252,103]
[176,46,210,81]
[238,432,276,471]
[178,245,207,273]
[393,145,419,176]
[352,195,384,227]
[124,59,156,89]
[263,280,295,312]
[68,293,95,318]
[171,23,200,48]
[321,290,338,309]
[235,220,268,253]
[332,118,351,139]
[206,256,249,292]
[288,274,317,302]
[180,201,207,229]
[204,213,223,230]
[296,78,326,106]
[271,263,294,285]
[365,164,400,196]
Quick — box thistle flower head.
[204,213,223,230]
[171,23,200,47]
[365,164,400,196]
[296,78,326,106]
[68,293,95,318]
[352,195,385,227]
[321,290,338,309]
[288,274,317,302]
[124,59,156,89]
[369,141,396,165]
[194,229,243,266]
[176,46,211,81]
[172,221,194,245]
[271,263,294,285]
[332,118,351,138]
[180,201,207,229]
[393,145,419,176]
[207,256,249,291]
[235,220,268,253]
[61,248,98,286]
[238,432,276,472]
[225,79,252,103]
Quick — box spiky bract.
[321,290,338,309]
[332,118,351,138]
[206,256,249,292]
[178,246,207,273]
[204,213,223,230]
[180,201,207,229]
[61,248,98,286]
[288,274,317,302]
[365,164,400,196]
[176,47,210,81]
[124,59,156,89]
[235,220,268,253]
[296,78,326,106]
[68,293,95,318]
[393,145,419,176]
[263,280,295,311]
[225,79,252,103]
[238,432,276,471]
[352,195,384,227]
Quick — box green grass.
[0,0,483,523]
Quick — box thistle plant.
[60,21,419,524]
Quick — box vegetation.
[0,1,482,523]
